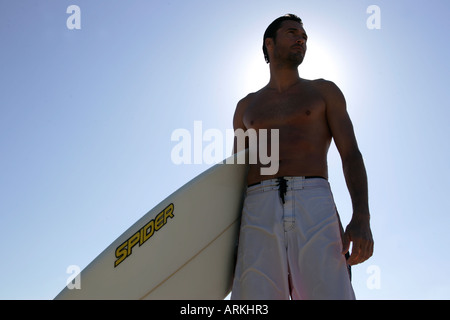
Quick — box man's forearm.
[342,151,370,217]
[341,149,374,265]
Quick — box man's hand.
[342,215,374,265]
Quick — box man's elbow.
[341,149,364,168]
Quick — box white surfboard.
[55,151,248,299]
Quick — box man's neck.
[267,63,301,93]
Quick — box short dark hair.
[262,14,303,63]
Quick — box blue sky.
[1,0,449,299]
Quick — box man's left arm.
[321,80,374,266]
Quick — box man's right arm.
[232,96,249,154]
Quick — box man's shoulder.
[234,91,259,115]
[308,78,340,91]
[307,78,345,103]
[233,92,258,129]
[238,90,261,106]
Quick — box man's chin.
[288,56,304,68]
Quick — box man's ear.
[265,37,274,51]
[265,37,274,62]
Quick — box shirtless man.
[231,14,373,300]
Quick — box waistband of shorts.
[246,176,328,193]
[248,176,326,187]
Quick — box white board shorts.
[231,177,356,300]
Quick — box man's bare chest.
[243,89,326,129]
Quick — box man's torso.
[238,79,333,185]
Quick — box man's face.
[270,20,308,67]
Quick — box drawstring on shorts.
[276,177,288,204]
